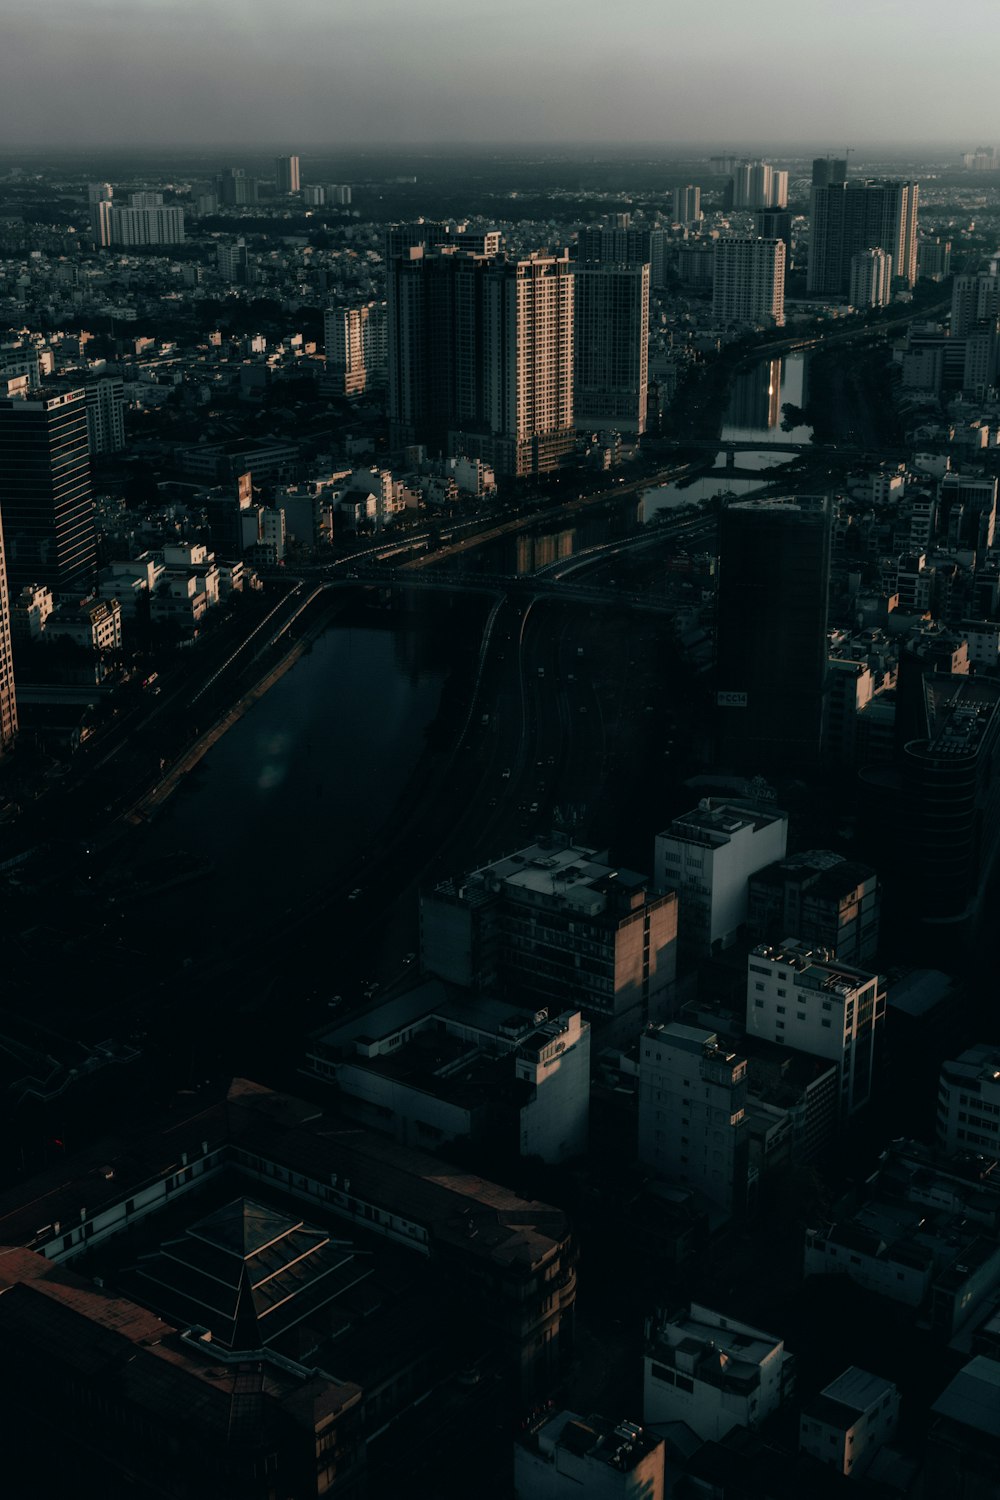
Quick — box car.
[501,768,511,780]
[347,888,362,901]
[403,952,416,965]
[529,802,539,814]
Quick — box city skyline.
[2,0,999,149]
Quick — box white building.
[643,1303,795,1441]
[515,1413,664,1500]
[713,238,786,329]
[638,1023,750,1215]
[936,1045,1000,1156]
[105,198,186,247]
[45,596,122,652]
[799,1367,900,1479]
[654,800,788,956]
[324,301,387,396]
[745,940,885,1119]
[850,248,893,309]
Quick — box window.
[822,1019,831,1029]
[755,998,764,1008]
[755,982,764,992]
[777,1005,786,1014]
[676,1375,694,1393]
[777,988,786,998]
[797,1012,806,1022]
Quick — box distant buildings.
[84,374,125,455]
[808,179,918,295]
[672,185,702,226]
[638,1022,751,1215]
[0,387,96,597]
[274,154,300,194]
[712,237,785,329]
[420,837,678,1042]
[745,940,885,1119]
[812,157,848,188]
[729,161,788,210]
[643,1303,795,1440]
[715,496,832,772]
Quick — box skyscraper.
[715,495,832,770]
[812,157,848,188]
[712,238,786,329]
[808,180,918,296]
[102,195,186,247]
[849,247,893,309]
[324,302,388,396]
[730,161,787,210]
[577,224,666,288]
[573,261,649,434]
[672,185,702,225]
[88,182,113,247]
[217,168,258,206]
[0,389,97,597]
[0,509,17,752]
[275,155,300,194]
[85,375,126,455]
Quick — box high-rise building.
[85,375,126,455]
[715,495,832,770]
[730,161,787,210]
[917,237,952,280]
[712,237,785,329]
[577,225,666,288]
[745,940,886,1119]
[216,237,251,284]
[638,1023,751,1215]
[573,261,649,434]
[672,184,702,225]
[849,246,893,308]
[88,182,113,246]
[808,180,918,295]
[216,167,258,206]
[950,272,1000,337]
[0,509,17,752]
[101,195,185,247]
[324,301,387,396]
[812,157,848,188]
[754,209,792,257]
[0,388,96,597]
[274,154,300,194]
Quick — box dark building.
[808,179,918,295]
[811,156,848,188]
[217,167,258,206]
[754,209,793,257]
[747,850,880,964]
[0,388,96,597]
[715,496,832,772]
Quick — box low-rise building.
[926,1356,1000,1500]
[304,985,589,1164]
[654,800,787,956]
[799,1367,900,1479]
[421,837,678,1043]
[515,1413,665,1500]
[746,851,880,966]
[643,1303,795,1441]
[45,596,123,653]
[937,1045,1000,1157]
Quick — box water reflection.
[642,476,761,523]
[722,352,813,446]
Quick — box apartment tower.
[0,388,97,597]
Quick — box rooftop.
[932,1356,1000,1439]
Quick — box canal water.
[129,610,460,926]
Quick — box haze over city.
[3,0,1000,147]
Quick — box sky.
[2,0,997,151]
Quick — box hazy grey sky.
[2,0,996,150]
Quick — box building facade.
[85,375,126,455]
[712,238,785,329]
[275,154,300,194]
[0,388,96,597]
[0,509,16,751]
[808,179,918,295]
[638,1023,751,1216]
[799,1368,900,1479]
[324,302,388,397]
[745,940,885,1119]
[849,247,893,309]
[573,261,649,435]
[936,1045,1000,1156]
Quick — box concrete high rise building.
[731,161,787,210]
[672,184,702,225]
[577,225,667,289]
[0,509,17,752]
[715,495,832,770]
[808,180,918,295]
[216,237,251,284]
[216,167,258,206]
[849,247,893,308]
[0,388,96,597]
[712,237,785,329]
[88,182,113,247]
[573,261,649,434]
[950,272,1000,338]
[324,301,387,396]
[275,155,300,194]
[103,196,185,247]
[812,157,848,188]
[85,375,126,455]
[754,209,792,257]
